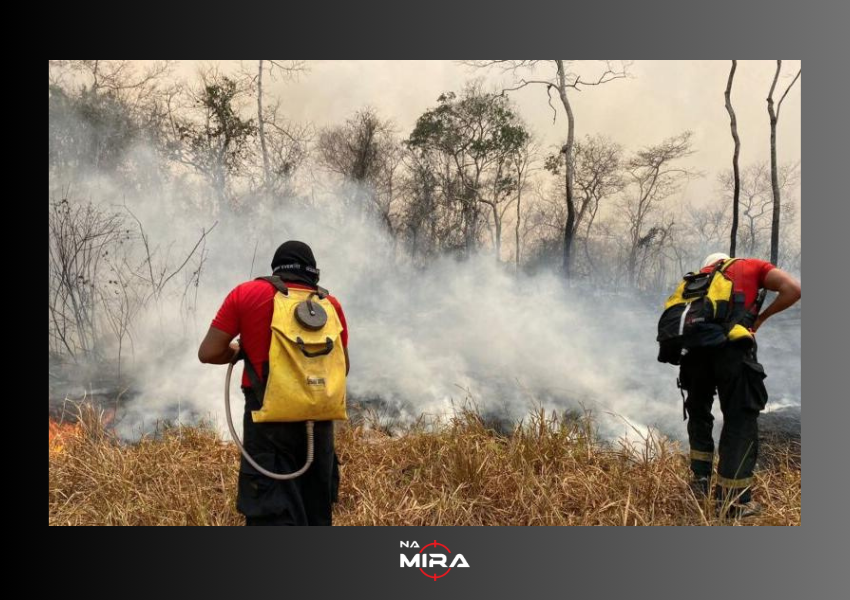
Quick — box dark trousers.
[680,342,768,503]
[237,387,340,526]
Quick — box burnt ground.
[760,405,802,444]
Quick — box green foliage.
[175,78,257,181]
[407,89,529,161]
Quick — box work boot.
[689,476,711,498]
[717,500,762,520]
[729,501,763,519]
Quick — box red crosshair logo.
[419,540,452,581]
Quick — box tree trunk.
[767,60,782,265]
[725,60,741,256]
[491,202,502,262]
[769,114,780,265]
[767,61,801,265]
[582,201,600,279]
[257,60,271,189]
[627,242,638,287]
[515,181,522,270]
[463,196,477,256]
[556,60,577,279]
[563,163,576,276]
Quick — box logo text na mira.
[400,540,470,581]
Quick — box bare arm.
[344,346,350,376]
[753,268,801,331]
[198,327,238,364]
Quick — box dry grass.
[49,408,800,526]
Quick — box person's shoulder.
[238,279,272,291]
[736,258,776,284]
[325,292,344,308]
[322,289,345,312]
[739,257,768,264]
[739,257,776,270]
[231,279,276,301]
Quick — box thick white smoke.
[49,147,800,442]
[48,59,804,447]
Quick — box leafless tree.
[467,60,630,278]
[637,216,677,290]
[767,61,801,265]
[725,60,742,256]
[123,205,218,303]
[317,108,401,231]
[49,193,217,377]
[621,132,695,286]
[97,254,145,380]
[248,100,312,200]
[547,135,625,278]
[512,139,537,269]
[49,60,179,178]
[50,60,173,97]
[718,162,800,258]
[686,200,731,257]
[48,199,127,359]
[250,60,308,194]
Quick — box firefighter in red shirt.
[681,252,800,517]
[198,241,350,526]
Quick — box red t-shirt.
[211,280,348,388]
[701,258,776,308]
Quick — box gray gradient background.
[63,0,846,598]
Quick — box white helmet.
[702,252,731,269]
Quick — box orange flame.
[49,419,80,454]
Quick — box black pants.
[237,387,340,526]
[679,342,768,503]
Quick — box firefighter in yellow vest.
[662,252,800,518]
[198,241,350,525]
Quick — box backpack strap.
[256,276,329,298]
[721,258,763,331]
[231,345,267,399]
[722,258,745,308]
[255,275,289,295]
[705,258,735,285]
[717,257,740,274]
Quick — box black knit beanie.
[270,241,320,286]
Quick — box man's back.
[211,279,348,388]
[701,257,776,309]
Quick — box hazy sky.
[179,60,802,204]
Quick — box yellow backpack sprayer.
[225,276,347,480]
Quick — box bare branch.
[159,221,218,291]
[776,68,801,120]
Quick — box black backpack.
[657,258,758,365]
